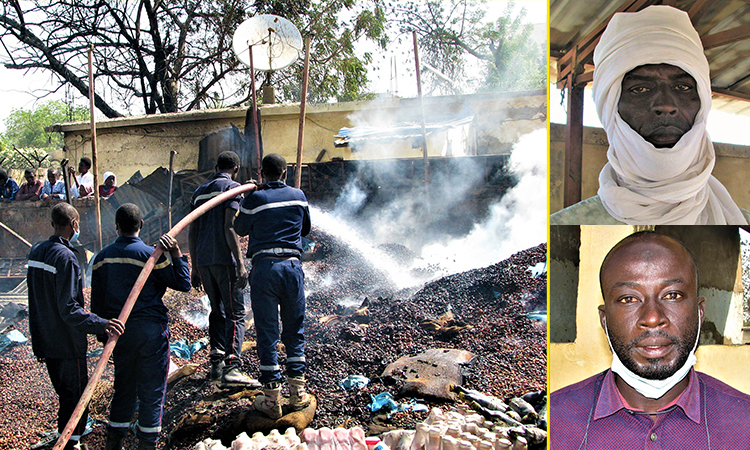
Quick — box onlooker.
[0,169,19,201]
[68,157,94,198]
[189,151,258,386]
[41,167,67,201]
[16,168,44,201]
[99,171,117,198]
[235,153,312,419]
[91,203,190,450]
[27,202,124,450]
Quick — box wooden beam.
[0,221,32,248]
[688,0,715,23]
[564,81,585,207]
[701,23,750,50]
[709,54,750,80]
[712,87,750,103]
[557,0,659,85]
[556,67,594,89]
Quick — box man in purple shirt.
[550,231,750,449]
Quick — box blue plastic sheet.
[302,237,317,253]
[526,312,547,322]
[170,337,209,360]
[369,392,399,413]
[0,329,28,353]
[526,262,547,278]
[340,374,370,390]
[368,393,428,416]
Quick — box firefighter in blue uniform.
[189,151,259,386]
[91,203,191,450]
[235,153,313,418]
[27,202,125,450]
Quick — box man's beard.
[609,324,699,380]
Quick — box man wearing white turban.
[551,5,750,225]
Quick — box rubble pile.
[0,227,546,450]
[162,229,546,448]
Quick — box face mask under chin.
[604,313,701,400]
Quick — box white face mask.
[604,311,701,400]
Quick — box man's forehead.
[601,235,697,281]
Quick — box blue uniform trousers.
[45,358,89,445]
[198,264,246,366]
[250,257,306,384]
[107,318,169,444]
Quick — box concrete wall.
[549,225,750,395]
[550,123,750,214]
[49,91,545,184]
[0,199,94,258]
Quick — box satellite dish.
[232,14,303,72]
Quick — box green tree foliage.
[0,1,388,117]
[4,101,88,150]
[392,1,545,94]
[0,100,88,170]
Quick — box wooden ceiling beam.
[556,0,660,85]
[688,0,716,23]
[712,87,750,102]
[702,23,750,50]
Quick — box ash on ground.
[0,228,546,450]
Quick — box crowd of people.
[0,157,118,203]
[23,151,311,450]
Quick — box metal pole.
[88,45,103,252]
[167,150,177,228]
[295,36,311,189]
[60,158,71,205]
[52,182,260,450]
[412,32,430,187]
[249,44,262,182]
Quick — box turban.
[592,5,746,224]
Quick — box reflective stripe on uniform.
[108,421,130,429]
[138,423,162,434]
[92,256,170,271]
[287,356,306,362]
[239,200,308,215]
[260,364,281,371]
[193,190,224,205]
[28,260,57,274]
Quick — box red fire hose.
[53,182,257,450]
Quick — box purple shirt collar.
[594,368,701,424]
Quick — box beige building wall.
[549,225,750,395]
[47,91,545,184]
[549,123,750,214]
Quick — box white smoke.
[311,127,546,285]
[420,128,547,272]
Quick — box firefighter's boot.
[288,376,313,411]
[254,382,282,419]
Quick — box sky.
[0,0,547,133]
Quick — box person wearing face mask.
[549,231,750,449]
[26,202,125,450]
[550,6,749,225]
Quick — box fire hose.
[53,182,258,450]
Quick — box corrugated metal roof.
[551,0,750,116]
